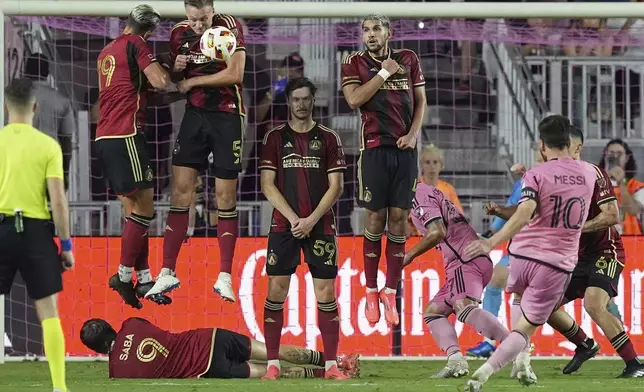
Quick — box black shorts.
[266,232,338,279]
[172,107,243,179]
[94,133,154,196]
[0,216,63,300]
[357,146,418,211]
[564,255,624,300]
[204,329,252,379]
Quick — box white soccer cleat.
[512,348,538,386]
[432,358,469,379]
[213,273,236,302]
[464,379,483,392]
[144,274,180,298]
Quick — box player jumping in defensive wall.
[80,317,360,379]
[341,13,427,327]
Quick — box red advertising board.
[59,237,644,357]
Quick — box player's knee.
[131,189,155,216]
[453,299,476,316]
[34,294,59,322]
[387,208,408,226]
[215,187,236,208]
[312,279,336,303]
[267,276,290,301]
[490,266,509,289]
[364,209,387,233]
[583,294,608,318]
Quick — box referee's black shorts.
[0,215,63,300]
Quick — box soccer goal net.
[2,1,643,361]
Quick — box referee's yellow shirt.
[0,123,64,220]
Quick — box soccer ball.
[200,26,237,61]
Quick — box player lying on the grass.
[463,115,597,391]
[94,4,175,309]
[488,127,644,378]
[80,317,360,379]
[259,78,347,380]
[404,182,510,379]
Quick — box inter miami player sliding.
[259,78,347,380]
[147,0,246,302]
[341,13,427,327]
[94,4,173,308]
[80,317,360,379]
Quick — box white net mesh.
[3,12,643,358]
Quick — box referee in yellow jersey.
[0,78,72,392]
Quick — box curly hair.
[598,138,637,179]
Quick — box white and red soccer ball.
[200,26,237,61]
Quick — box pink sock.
[511,298,531,353]
[487,330,530,372]
[457,305,510,342]
[425,315,460,356]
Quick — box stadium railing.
[3,1,644,362]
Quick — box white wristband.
[377,69,391,81]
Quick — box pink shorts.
[430,256,493,314]
[506,257,572,325]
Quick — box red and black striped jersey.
[259,122,346,235]
[341,48,425,149]
[170,14,246,115]
[96,34,156,140]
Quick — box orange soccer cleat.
[324,364,350,380]
[365,291,381,326]
[338,353,361,378]
[261,364,280,380]
[379,289,399,326]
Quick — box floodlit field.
[2,359,644,392]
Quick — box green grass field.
[3,359,644,392]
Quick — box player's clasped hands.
[291,216,315,239]
[464,238,493,260]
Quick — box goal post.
[4,1,644,363]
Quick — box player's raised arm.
[259,131,299,225]
[485,201,518,222]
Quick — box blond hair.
[421,144,444,163]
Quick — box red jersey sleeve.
[213,14,246,52]
[408,50,425,87]
[131,36,156,71]
[322,127,347,174]
[169,22,189,61]
[341,53,362,87]
[595,167,617,205]
[259,128,280,171]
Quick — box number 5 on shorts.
[313,239,337,266]
[233,140,241,164]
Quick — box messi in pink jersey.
[463,115,597,391]
[407,183,508,378]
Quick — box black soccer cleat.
[562,339,600,374]
[617,362,644,378]
[109,274,143,309]
[135,282,173,305]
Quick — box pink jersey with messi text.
[508,157,596,272]
[411,183,482,266]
